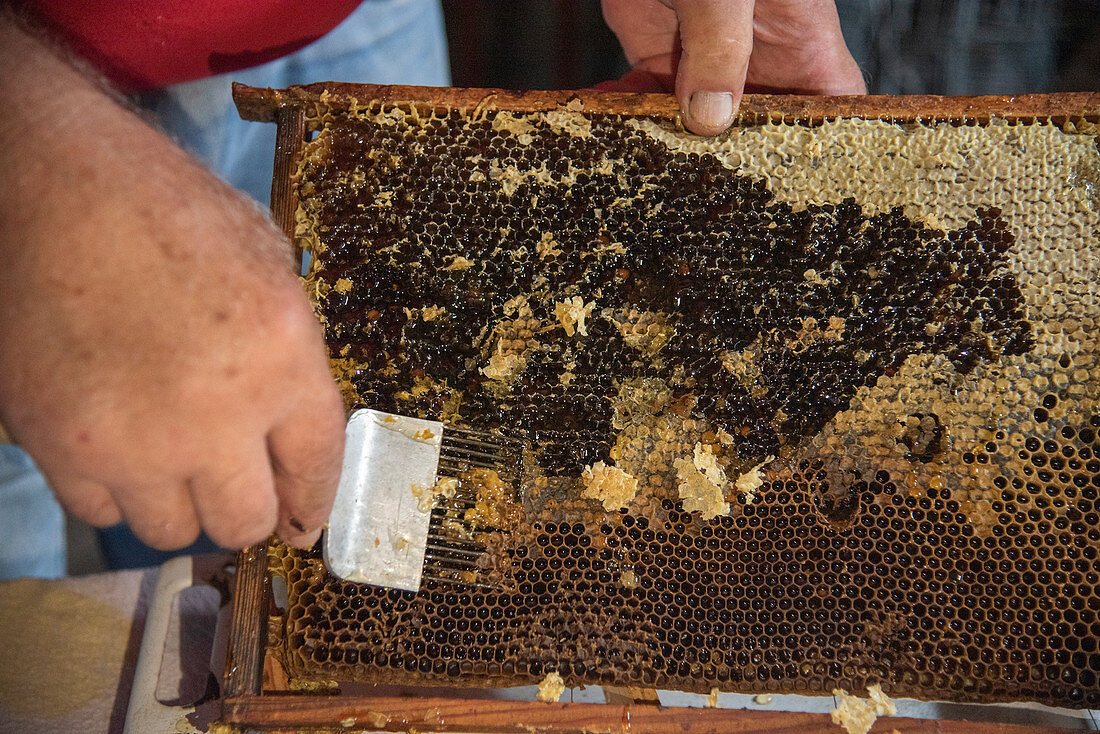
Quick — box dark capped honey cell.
[268,99,1100,709]
[311,111,1031,475]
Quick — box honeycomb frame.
[232,84,1100,712]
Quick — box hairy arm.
[0,14,345,550]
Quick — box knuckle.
[317,380,347,417]
[47,475,122,528]
[84,496,123,528]
[208,524,271,550]
[203,494,278,550]
[281,445,343,490]
[318,394,350,442]
[264,286,320,345]
[272,462,338,531]
[136,518,200,551]
[275,427,345,491]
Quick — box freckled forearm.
[0,13,109,173]
[0,13,192,233]
[0,12,197,379]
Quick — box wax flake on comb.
[269,94,1100,708]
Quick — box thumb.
[672,0,755,135]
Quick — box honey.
[265,92,1100,708]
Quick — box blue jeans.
[0,446,65,578]
[0,0,449,578]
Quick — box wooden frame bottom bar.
[221,695,1082,733]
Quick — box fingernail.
[688,91,735,133]
[284,527,322,549]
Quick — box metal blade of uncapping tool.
[324,408,443,591]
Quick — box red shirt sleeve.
[24,0,362,91]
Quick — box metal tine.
[422,573,495,591]
[424,532,481,555]
[438,458,505,472]
[429,508,470,522]
[424,556,479,571]
[425,520,480,537]
[439,454,510,470]
[440,431,512,448]
[423,560,476,572]
[429,490,483,504]
[438,446,504,459]
[437,524,497,537]
[432,514,480,529]
[441,432,521,460]
[431,500,474,511]
[438,463,496,473]
[427,543,483,558]
[425,540,482,557]
[439,448,510,466]
[442,485,489,497]
[428,505,486,524]
[441,450,510,464]
[427,514,488,548]
[431,506,481,521]
[438,466,496,477]
[428,529,486,548]
[442,424,520,443]
[427,528,486,544]
[429,511,471,524]
[424,558,478,574]
[422,558,477,573]
[423,562,480,576]
[423,425,523,592]
[434,471,522,502]
[429,500,512,528]
[438,459,498,471]
[439,460,509,473]
[441,494,486,506]
[441,431,513,448]
[440,438,508,454]
[442,423,503,437]
[424,549,476,563]
[426,527,488,577]
[428,497,494,519]
[427,529,486,547]
[425,565,478,580]
[432,517,500,536]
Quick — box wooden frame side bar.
[270,104,307,264]
[222,543,269,699]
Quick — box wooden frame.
[222,83,1100,732]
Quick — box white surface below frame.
[341,681,1100,730]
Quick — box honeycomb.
[268,89,1100,708]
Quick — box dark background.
[442,0,1100,94]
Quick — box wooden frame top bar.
[233,82,1100,126]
